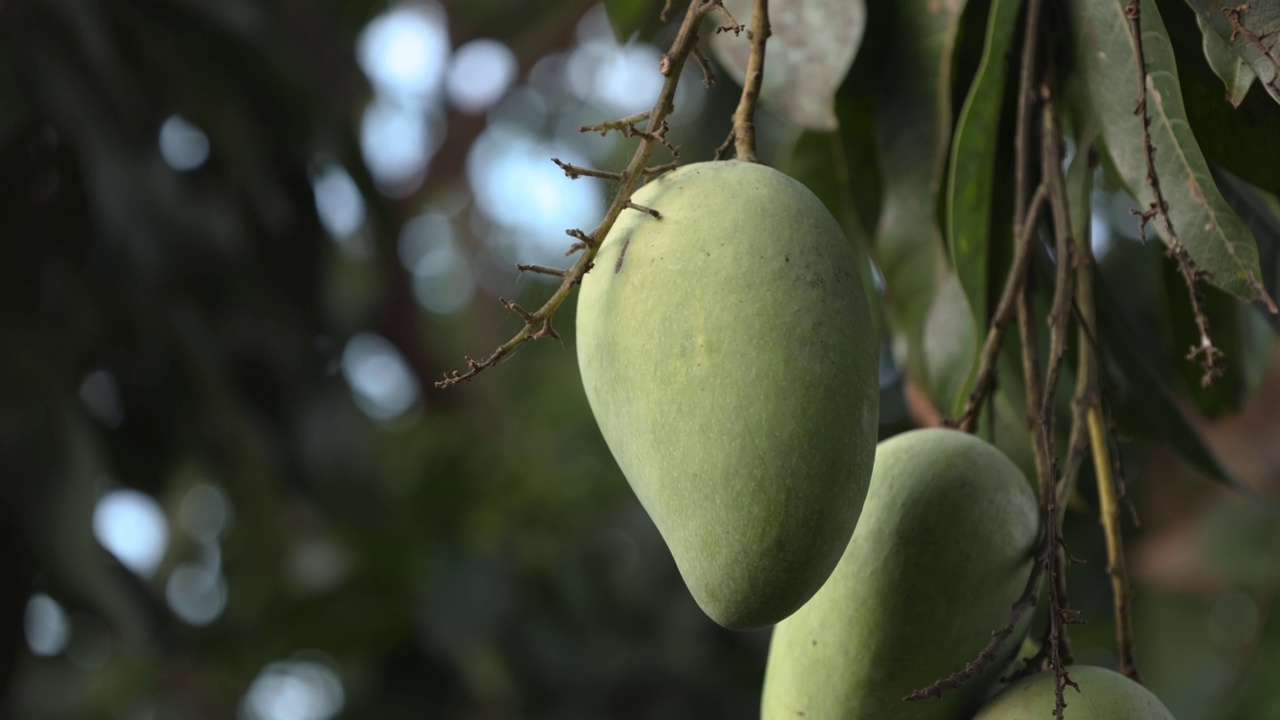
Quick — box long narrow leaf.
[1069,0,1275,309]
[943,0,1023,415]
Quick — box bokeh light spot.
[446,39,517,114]
[178,483,233,542]
[78,369,124,429]
[92,488,169,578]
[360,100,438,191]
[166,563,228,627]
[158,115,210,172]
[400,213,474,314]
[1208,590,1259,650]
[564,9,663,117]
[24,594,70,657]
[312,163,367,239]
[341,333,421,421]
[357,2,450,103]
[467,129,602,263]
[243,660,344,720]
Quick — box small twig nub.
[625,201,661,218]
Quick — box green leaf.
[711,0,866,131]
[870,0,969,379]
[1069,0,1275,309]
[1160,0,1280,196]
[1184,0,1280,107]
[1216,169,1280,324]
[943,0,1022,415]
[1197,12,1256,107]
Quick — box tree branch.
[955,185,1048,433]
[436,1,716,388]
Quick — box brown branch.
[954,184,1048,433]
[1013,0,1046,235]
[436,0,717,388]
[1059,151,1099,512]
[1039,98,1076,441]
[565,228,596,246]
[714,129,736,160]
[515,263,568,277]
[709,0,744,34]
[625,201,661,217]
[1038,93,1081,679]
[731,0,769,163]
[644,160,681,176]
[1008,68,1077,719]
[552,158,622,181]
[1125,0,1224,387]
[580,111,652,136]
[660,0,677,23]
[1018,242,1078,719]
[691,44,717,87]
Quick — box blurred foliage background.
[2,0,1280,717]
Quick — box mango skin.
[575,160,878,630]
[974,666,1175,719]
[761,428,1038,719]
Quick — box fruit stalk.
[1089,405,1142,682]
[731,0,769,163]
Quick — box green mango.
[974,666,1175,719]
[576,160,878,630]
[761,428,1038,718]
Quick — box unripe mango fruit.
[575,160,878,630]
[761,428,1038,719]
[974,666,1175,719]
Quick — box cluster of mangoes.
[576,161,1174,718]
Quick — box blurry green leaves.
[924,273,977,417]
[1068,0,1274,308]
[941,0,1022,414]
[711,0,866,130]
[1184,0,1280,106]
[1093,268,1255,495]
[871,0,966,381]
